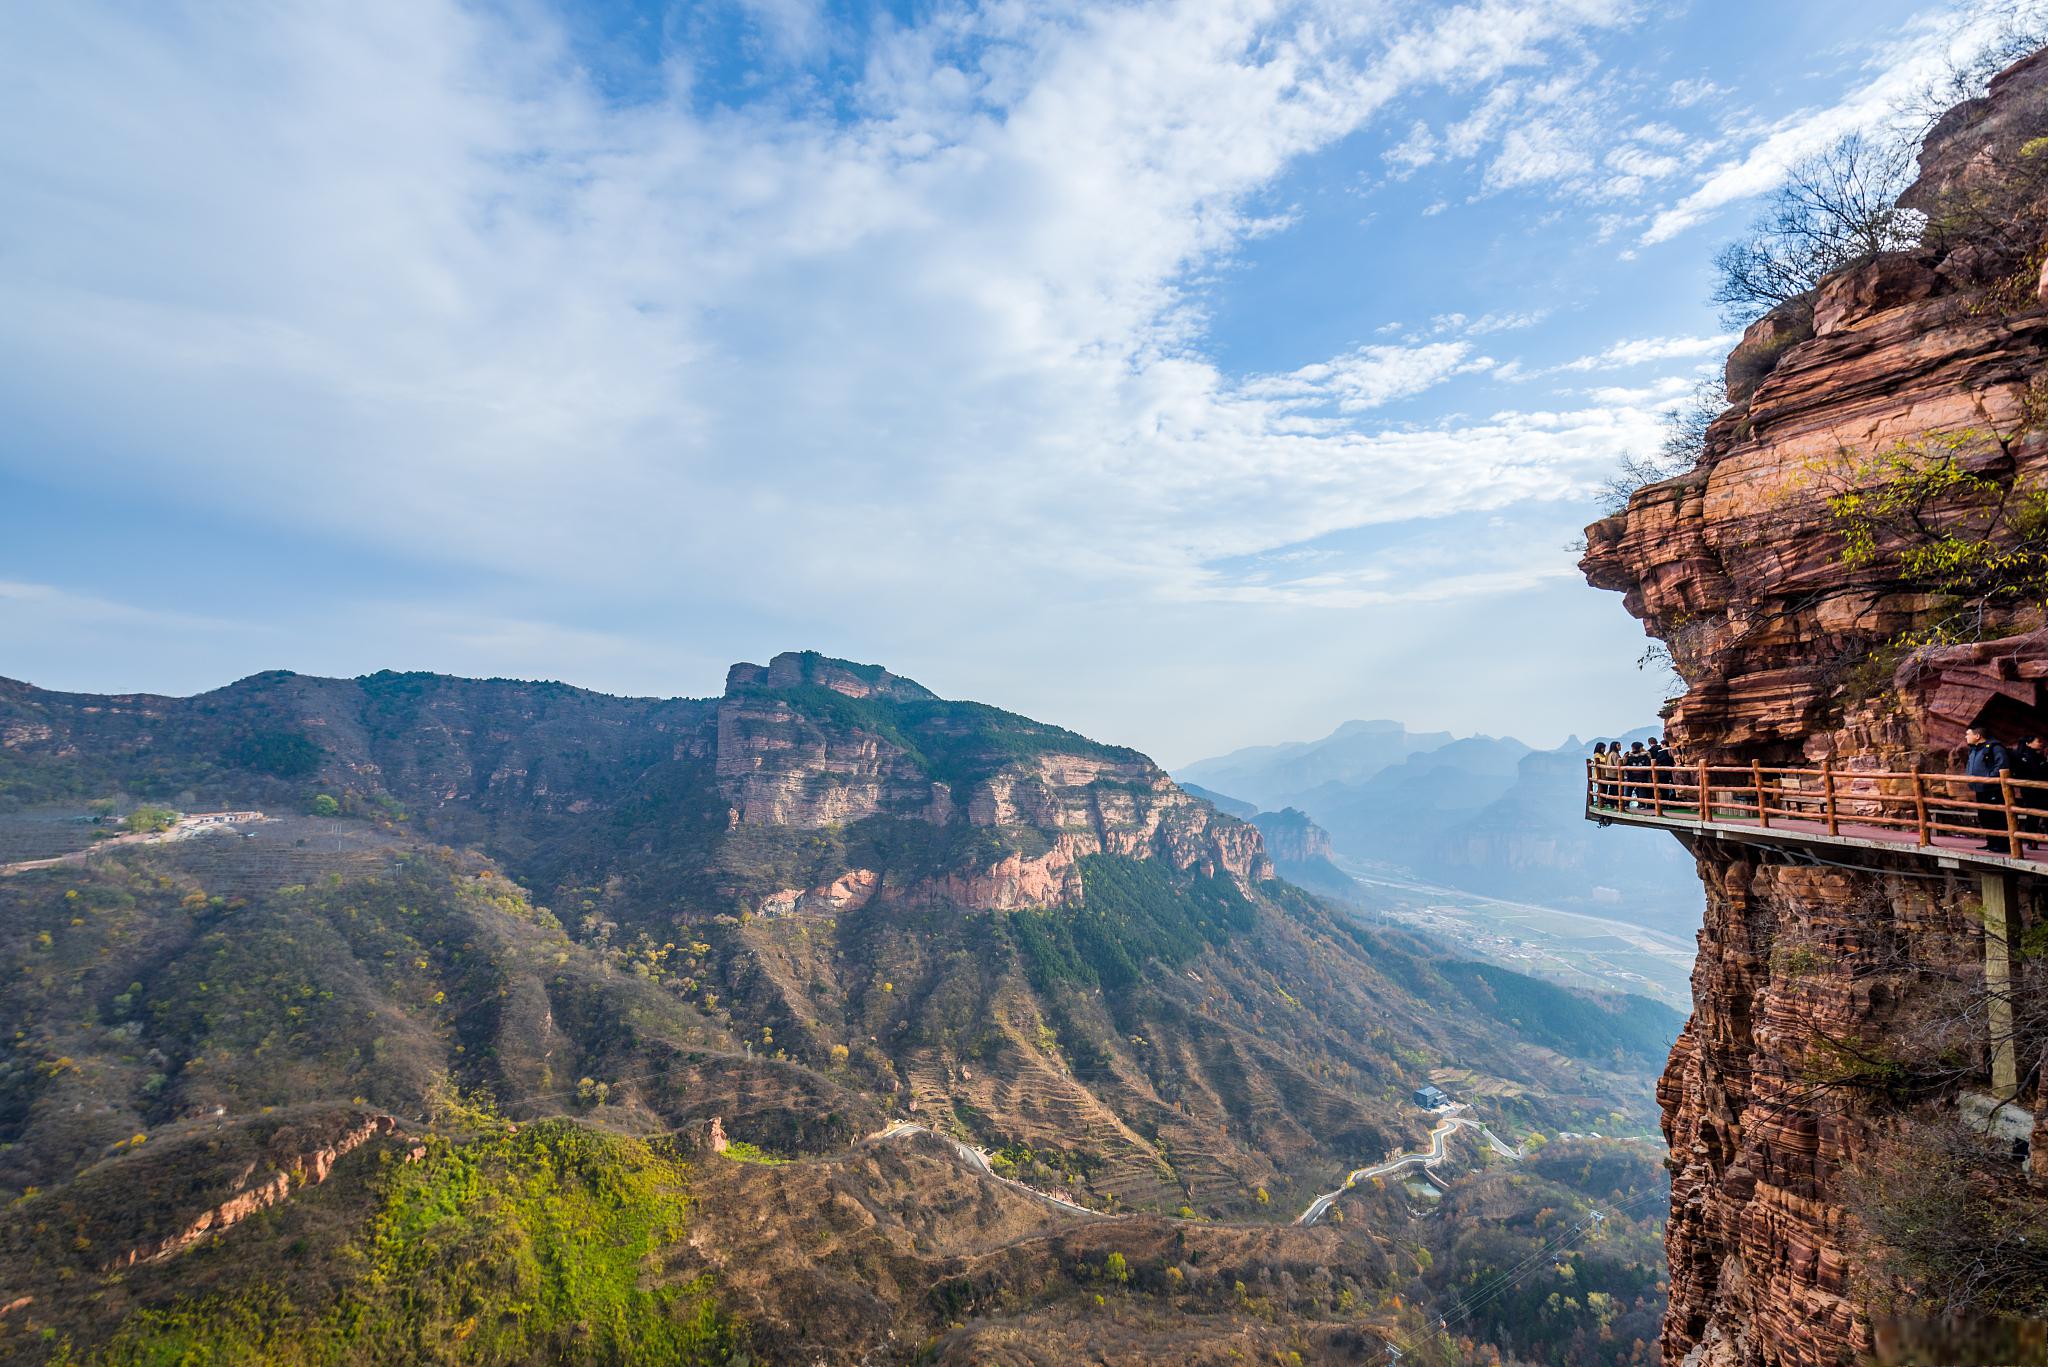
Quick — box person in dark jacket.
[2016,736,2048,835]
[1964,726,2015,850]
[1623,741,1650,808]
[1645,736,1674,807]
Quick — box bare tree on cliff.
[1596,378,1726,514]
[1711,131,1922,326]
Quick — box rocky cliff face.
[1248,808,1334,865]
[1583,50,2048,1367]
[715,651,1272,904]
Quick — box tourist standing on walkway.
[1601,743,1624,807]
[1623,741,1650,808]
[1648,736,1675,807]
[2017,736,2048,833]
[1591,742,1613,808]
[1963,726,2014,851]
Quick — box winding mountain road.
[0,811,268,877]
[1296,1106,1518,1226]
[865,1121,1112,1219]
[868,1103,1519,1231]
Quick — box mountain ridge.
[0,650,1676,1362]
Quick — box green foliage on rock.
[77,1121,743,1365]
[1005,855,1254,993]
[228,731,325,778]
[1826,430,2048,646]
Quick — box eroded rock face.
[1582,50,2048,1367]
[717,653,1272,905]
[106,1113,401,1270]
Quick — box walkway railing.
[1585,757,2048,861]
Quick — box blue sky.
[2,0,2038,764]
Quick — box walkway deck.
[1586,756,2042,1099]
[1583,756,2048,876]
[1587,800,2048,875]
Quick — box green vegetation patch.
[727,681,1146,793]
[82,1121,743,1365]
[226,730,325,779]
[1006,855,1255,992]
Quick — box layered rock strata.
[1583,49,2048,1367]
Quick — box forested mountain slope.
[0,652,1675,1362]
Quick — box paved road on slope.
[870,1106,1519,1231]
[866,1121,1112,1219]
[1296,1107,1519,1226]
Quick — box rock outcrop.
[106,1113,402,1270]
[1248,808,1334,866]
[717,651,1273,903]
[1583,50,2048,1367]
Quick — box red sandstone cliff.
[1583,50,2048,1367]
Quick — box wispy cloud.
[1641,3,2042,243]
[1556,334,1738,371]
[0,0,1650,620]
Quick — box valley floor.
[1336,860,1695,1009]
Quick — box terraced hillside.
[0,653,1676,1361]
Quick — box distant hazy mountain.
[1180,782,1257,819]
[1175,719,1453,810]
[1176,725,1700,931]
[1430,737,1701,933]
[1248,807,1358,901]
[1283,734,1533,863]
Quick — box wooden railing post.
[1822,759,1839,836]
[1652,759,1665,817]
[1911,761,1929,846]
[1585,758,1594,811]
[1698,760,1709,820]
[2001,769,2022,858]
[1752,761,1770,829]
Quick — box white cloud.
[1,0,1664,626]
[1485,118,1598,190]
[1433,309,1547,335]
[1557,334,1737,371]
[1666,77,1729,108]
[1580,374,1699,406]
[1243,341,1489,414]
[1641,4,2041,243]
[1384,118,1439,174]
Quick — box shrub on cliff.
[1711,131,1921,327]
[1596,379,1725,514]
[1849,1115,2048,1359]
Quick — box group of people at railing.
[1587,726,2048,858]
[1589,737,1676,808]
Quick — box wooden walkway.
[1586,756,2044,1100]
[1583,758,2048,875]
